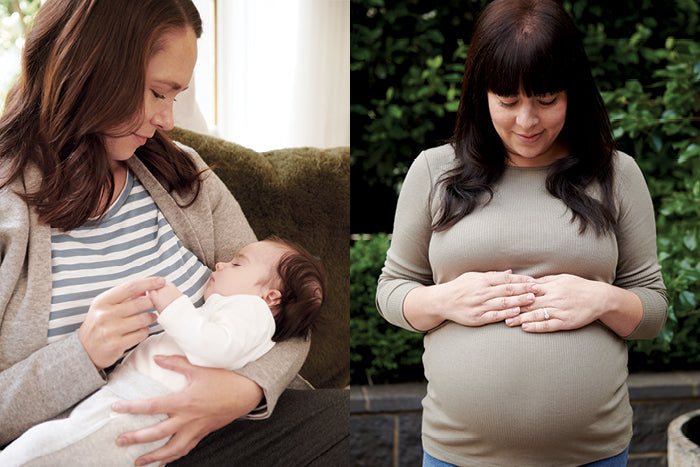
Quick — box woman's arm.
[0,215,165,447]
[608,153,667,338]
[404,271,536,331]
[377,150,536,332]
[0,174,125,445]
[506,273,644,335]
[506,153,667,337]
[0,335,106,446]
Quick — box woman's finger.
[533,274,560,284]
[486,270,534,286]
[489,282,536,300]
[485,292,535,311]
[481,307,522,325]
[116,415,180,447]
[111,363,192,416]
[114,310,157,335]
[134,428,201,467]
[111,358,204,416]
[522,318,561,333]
[152,354,196,376]
[96,277,165,306]
[112,393,171,416]
[120,325,153,352]
[506,308,542,326]
[117,295,158,318]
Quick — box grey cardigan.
[0,148,309,445]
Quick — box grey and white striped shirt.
[48,169,211,343]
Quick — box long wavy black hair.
[434,0,617,235]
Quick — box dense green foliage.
[606,36,700,371]
[351,0,700,383]
[350,234,424,384]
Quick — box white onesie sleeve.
[157,294,276,370]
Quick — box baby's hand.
[148,282,183,314]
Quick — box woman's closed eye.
[151,89,177,102]
[497,96,518,107]
[496,93,559,107]
[537,96,558,106]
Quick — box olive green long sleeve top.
[377,144,667,466]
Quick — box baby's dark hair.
[266,236,327,342]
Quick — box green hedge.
[351,0,699,190]
[350,234,424,384]
[604,36,700,372]
[351,0,700,383]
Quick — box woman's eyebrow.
[154,79,189,92]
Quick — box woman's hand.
[78,277,165,370]
[404,270,537,331]
[506,274,643,336]
[112,355,263,466]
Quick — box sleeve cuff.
[623,287,669,340]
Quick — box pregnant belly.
[421,321,631,457]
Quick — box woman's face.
[103,27,198,167]
[487,90,568,167]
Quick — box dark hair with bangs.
[266,237,327,343]
[0,0,204,231]
[434,0,617,235]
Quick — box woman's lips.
[515,131,543,143]
[133,134,149,146]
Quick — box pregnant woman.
[376,0,667,465]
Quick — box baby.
[0,237,327,467]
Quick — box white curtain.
[176,0,350,152]
[290,0,350,149]
[174,0,217,136]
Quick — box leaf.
[684,230,698,251]
[679,291,698,309]
[679,144,700,164]
[665,36,675,50]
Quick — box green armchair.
[168,127,350,389]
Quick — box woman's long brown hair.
[0,0,204,231]
[435,0,617,235]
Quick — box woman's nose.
[516,102,539,129]
[151,103,175,131]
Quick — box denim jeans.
[423,446,629,467]
[580,446,629,467]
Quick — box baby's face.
[204,241,286,300]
